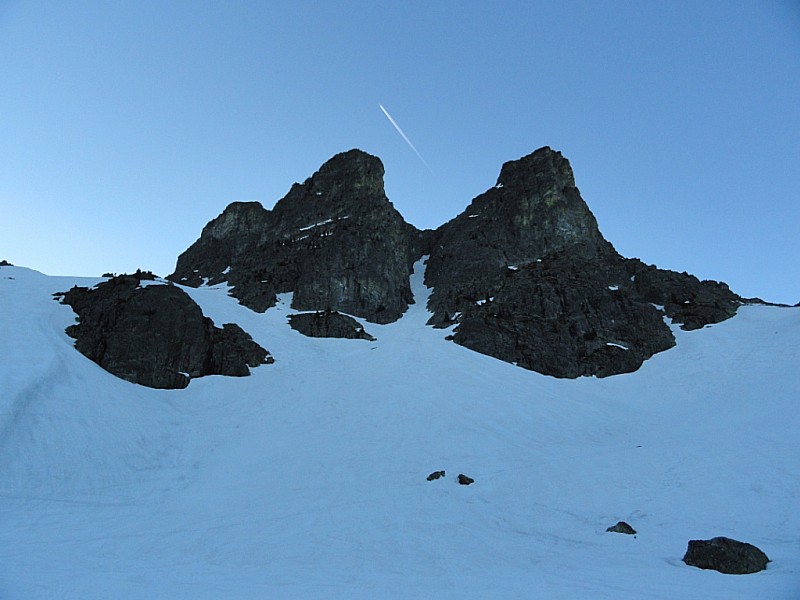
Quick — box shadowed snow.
[0,262,798,599]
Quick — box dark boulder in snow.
[682,536,769,574]
[427,470,446,481]
[606,521,637,535]
[0,259,12,267]
[169,149,427,323]
[58,273,272,389]
[457,474,474,485]
[288,310,376,341]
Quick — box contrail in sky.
[379,104,434,174]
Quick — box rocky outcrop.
[170,146,744,379]
[425,147,613,327]
[0,260,12,267]
[606,521,637,535]
[169,150,425,323]
[424,147,742,377]
[683,537,769,574]
[288,310,376,341]
[58,274,271,389]
[427,470,446,481]
[624,259,740,331]
[457,474,475,485]
[451,252,677,378]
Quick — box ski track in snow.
[0,262,799,599]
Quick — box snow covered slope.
[0,262,798,599]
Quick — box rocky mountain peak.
[423,146,612,329]
[170,149,422,323]
[269,149,395,231]
[420,146,740,377]
[170,145,743,378]
[303,148,386,197]
[496,146,575,190]
[493,146,600,248]
[206,201,269,241]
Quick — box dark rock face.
[0,260,12,267]
[452,252,676,378]
[683,537,769,574]
[625,259,740,331]
[427,470,446,481]
[170,145,744,379]
[606,521,637,535]
[169,150,425,323]
[288,310,376,341]
[59,274,271,389]
[424,147,742,378]
[457,474,474,485]
[425,147,613,327]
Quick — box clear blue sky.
[1,1,798,303]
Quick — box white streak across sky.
[379,104,434,174]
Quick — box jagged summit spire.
[496,146,576,189]
[423,146,612,330]
[316,148,384,179]
[285,149,387,202]
[169,148,422,323]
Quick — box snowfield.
[0,262,798,599]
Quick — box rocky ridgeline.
[59,273,271,389]
[169,146,742,378]
[169,150,424,323]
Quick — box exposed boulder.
[58,274,271,389]
[457,474,474,485]
[683,537,769,574]
[288,310,376,341]
[0,260,12,267]
[427,470,446,481]
[169,149,426,323]
[606,521,637,535]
